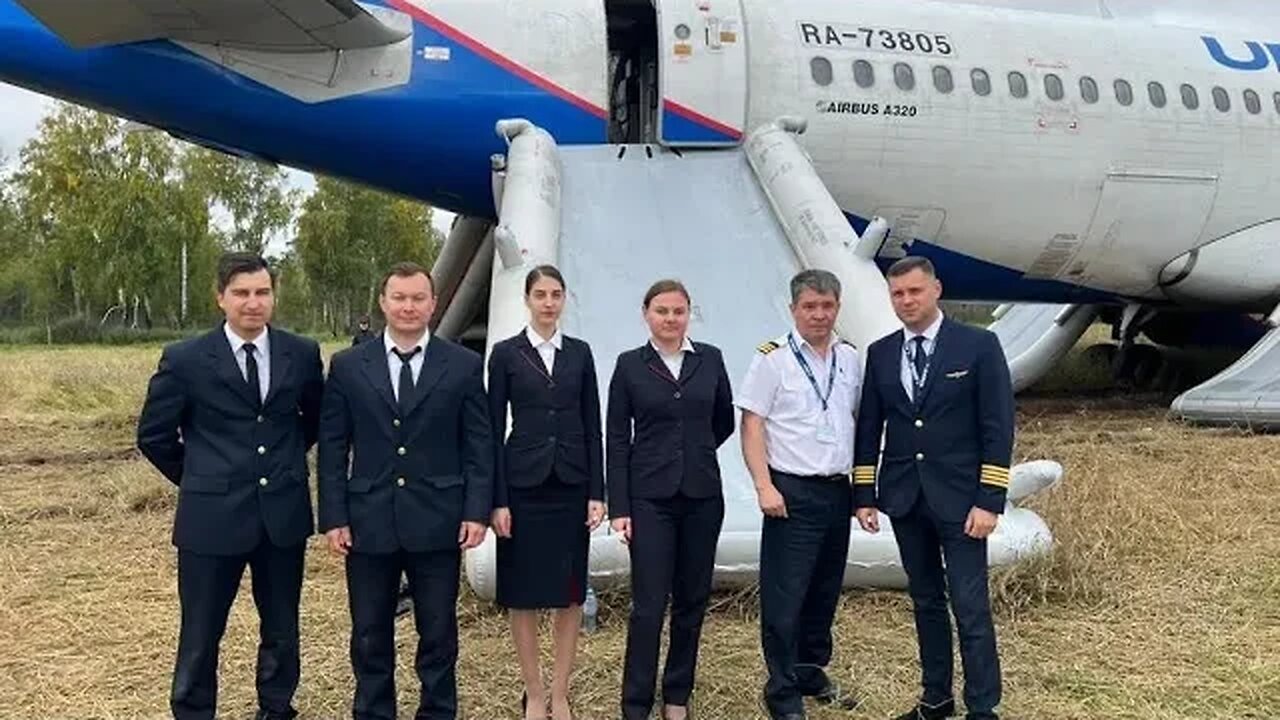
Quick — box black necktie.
[243,343,262,408]
[911,336,928,402]
[393,347,422,411]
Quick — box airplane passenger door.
[653,0,747,146]
[1064,172,1218,296]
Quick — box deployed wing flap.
[16,0,410,51]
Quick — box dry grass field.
[0,340,1276,719]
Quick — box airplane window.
[1080,76,1099,103]
[854,60,875,88]
[895,62,916,91]
[1008,71,1028,98]
[1244,89,1262,114]
[811,57,833,87]
[1114,79,1133,106]
[971,68,992,96]
[1180,84,1199,110]
[933,66,954,94]
[1147,82,1166,108]
[1044,74,1064,101]
[1213,86,1230,112]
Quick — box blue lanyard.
[788,334,837,411]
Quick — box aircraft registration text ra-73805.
[799,21,956,59]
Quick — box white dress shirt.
[385,330,430,401]
[224,323,270,402]
[650,336,696,378]
[735,329,862,477]
[901,312,944,402]
[525,325,563,375]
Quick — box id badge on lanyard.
[788,334,838,445]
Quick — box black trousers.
[621,493,725,720]
[346,548,461,720]
[760,471,851,716]
[893,496,1001,717]
[171,542,304,720]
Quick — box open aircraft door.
[653,0,747,146]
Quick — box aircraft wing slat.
[15,0,410,51]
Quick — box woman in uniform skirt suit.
[606,279,735,720]
[488,265,606,720]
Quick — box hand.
[458,521,487,550]
[491,507,512,538]
[586,501,606,531]
[610,516,632,544]
[964,507,999,539]
[326,526,352,557]
[855,507,880,533]
[756,483,788,518]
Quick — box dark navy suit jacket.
[317,335,494,554]
[486,332,604,507]
[853,318,1015,523]
[136,325,324,556]
[605,342,735,518]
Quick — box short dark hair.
[380,261,434,295]
[887,256,937,279]
[524,265,566,295]
[643,279,691,309]
[790,269,842,303]
[217,252,274,293]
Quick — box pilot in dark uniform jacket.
[137,311,323,719]
[318,324,493,720]
[854,309,1014,720]
[606,281,735,720]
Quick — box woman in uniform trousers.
[607,279,735,720]
[487,265,607,720]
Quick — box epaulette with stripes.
[757,340,780,354]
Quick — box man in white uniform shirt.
[737,269,863,720]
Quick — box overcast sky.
[0,81,457,243]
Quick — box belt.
[769,468,848,482]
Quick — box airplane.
[3,0,1278,591]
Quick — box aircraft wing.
[15,0,410,51]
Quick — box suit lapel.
[206,326,259,409]
[641,343,678,385]
[914,318,949,410]
[360,339,398,416]
[676,348,703,386]
[402,338,447,418]
[516,331,555,386]
[263,328,292,408]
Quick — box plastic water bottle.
[581,585,599,633]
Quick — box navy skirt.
[496,474,590,609]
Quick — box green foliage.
[294,176,441,334]
[0,102,446,340]
[182,148,298,255]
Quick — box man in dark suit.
[352,315,375,347]
[853,256,1015,720]
[318,261,493,720]
[137,252,324,720]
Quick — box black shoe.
[253,710,297,720]
[892,698,956,720]
[965,713,998,720]
[809,681,861,711]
